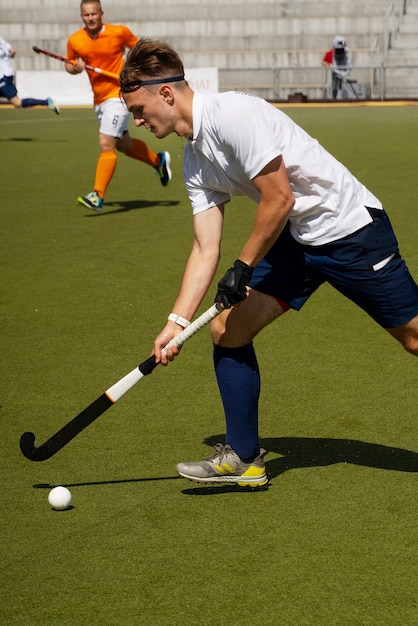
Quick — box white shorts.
[94,98,130,138]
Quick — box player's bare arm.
[239,156,295,267]
[213,156,295,311]
[65,57,86,75]
[153,204,224,364]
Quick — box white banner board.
[16,67,218,106]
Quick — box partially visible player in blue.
[0,36,59,114]
[121,39,418,488]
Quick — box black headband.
[120,74,185,92]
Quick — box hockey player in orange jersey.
[66,0,171,211]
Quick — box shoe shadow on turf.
[218,434,418,475]
[83,199,180,215]
[264,436,418,474]
[181,434,418,496]
[32,436,418,497]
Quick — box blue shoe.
[77,191,103,211]
[155,151,172,186]
[47,97,60,115]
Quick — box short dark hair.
[120,39,185,93]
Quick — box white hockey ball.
[48,486,72,510]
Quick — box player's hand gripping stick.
[215,259,253,308]
[19,303,223,461]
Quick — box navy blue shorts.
[249,208,418,328]
[0,75,17,99]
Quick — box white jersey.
[184,91,382,246]
[0,36,14,78]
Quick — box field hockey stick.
[32,45,120,80]
[20,303,222,462]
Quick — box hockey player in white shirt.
[121,39,418,488]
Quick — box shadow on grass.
[32,435,418,495]
[206,434,418,476]
[177,435,418,496]
[83,199,180,215]
[0,137,66,142]
[0,137,33,142]
[179,435,418,496]
[33,475,180,489]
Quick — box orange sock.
[94,149,117,199]
[126,138,159,167]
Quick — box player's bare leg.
[210,288,285,347]
[386,313,418,355]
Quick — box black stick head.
[20,431,37,459]
[19,431,56,462]
[32,46,41,54]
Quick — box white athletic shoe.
[176,443,268,487]
[47,97,60,115]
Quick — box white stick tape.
[105,303,223,403]
[163,303,222,353]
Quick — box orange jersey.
[67,24,138,105]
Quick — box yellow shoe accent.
[214,462,236,475]
[237,466,268,487]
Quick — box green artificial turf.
[1,104,417,625]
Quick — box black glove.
[215,259,254,309]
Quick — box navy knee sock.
[213,343,260,460]
[21,98,48,108]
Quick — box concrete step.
[391,35,418,50]
[398,20,418,34]
[1,0,416,98]
[385,53,418,65]
[4,31,381,57]
[10,49,380,74]
[1,0,391,4]
[1,15,388,43]
[405,4,418,15]
[1,2,392,23]
[175,35,378,51]
[6,30,378,50]
[385,66,418,79]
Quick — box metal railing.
[384,0,412,58]
[219,63,418,101]
[219,1,417,101]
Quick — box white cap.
[333,36,348,48]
